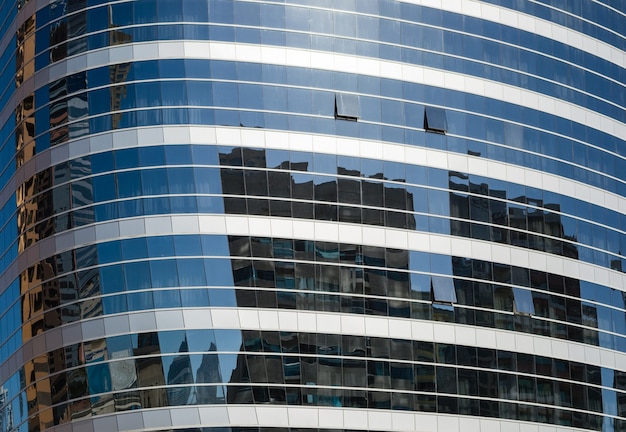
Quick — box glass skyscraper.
[0,0,625,431]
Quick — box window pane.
[424,106,447,133]
[432,276,457,303]
[513,287,535,315]
[335,93,360,120]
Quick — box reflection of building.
[449,173,580,259]
[133,333,167,410]
[15,14,36,169]
[165,339,193,406]
[195,343,221,405]
[0,387,13,432]
[1,1,625,432]
[108,9,132,129]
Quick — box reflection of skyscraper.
[2,1,626,431]
[195,342,221,405]
[132,332,167,411]
[0,387,13,432]
[165,339,193,406]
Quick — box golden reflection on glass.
[15,94,36,169]
[16,14,35,88]
[24,354,53,431]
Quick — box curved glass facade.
[0,0,624,431]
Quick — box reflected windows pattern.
[8,329,625,430]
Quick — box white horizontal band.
[60,404,592,432]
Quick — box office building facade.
[0,0,625,431]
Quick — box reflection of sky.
[159,330,187,354]
[161,355,175,381]
[217,353,238,384]
[601,368,617,417]
[214,329,242,384]
[215,329,242,352]
[186,330,216,352]
[410,273,430,295]
[159,331,189,380]
[87,363,111,395]
[208,288,237,307]
[189,354,206,383]
[602,416,615,432]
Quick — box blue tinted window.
[118,199,143,218]
[116,171,142,198]
[165,145,193,164]
[205,258,235,286]
[150,259,179,288]
[127,291,154,311]
[191,145,219,165]
[193,167,221,194]
[143,196,171,215]
[91,151,115,174]
[114,148,139,169]
[169,196,198,213]
[180,288,210,307]
[177,259,207,286]
[100,265,124,294]
[97,241,122,264]
[139,146,166,166]
[153,289,182,308]
[168,167,196,194]
[124,262,151,290]
[174,236,203,256]
[208,288,237,307]
[141,168,169,195]
[121,238,148,260]
[214,329,242,352]
[201,235,229,256]
[94,202,118,221]
[92,174,116,201]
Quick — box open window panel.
[424,105,447,134]
[431,275,458,303]
[335,93,360,121]
[513,287,535,315]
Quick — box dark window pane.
[424,106,447,133]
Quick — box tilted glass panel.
[424,106,447,133]
[513,287,536,315]
[335,93,360,120]
[431,276,458,303]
